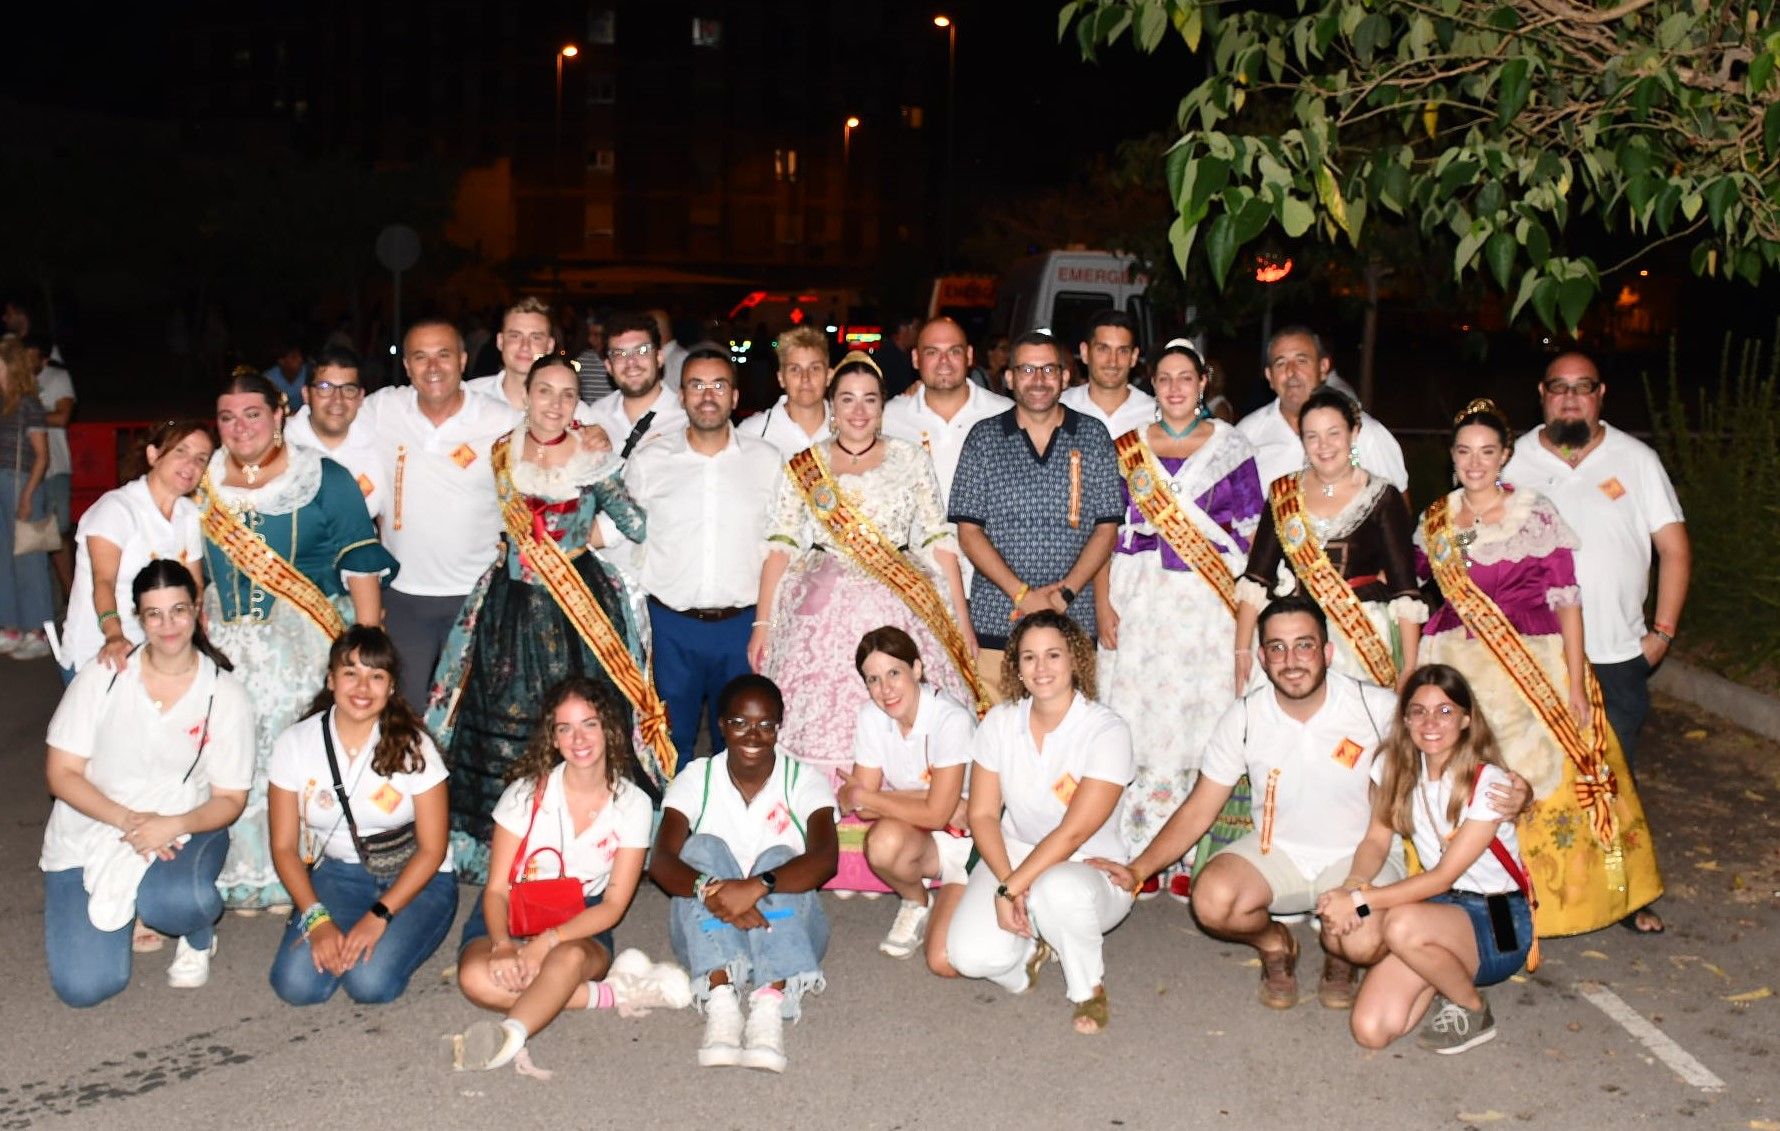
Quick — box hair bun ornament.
[835,349,884,380]
[1454,397,1504,426]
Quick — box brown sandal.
[1072,986,1110,1035]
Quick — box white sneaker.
[698,984,744,1067]
[878,898,931,959]
[9,633,49,660]
[739,989,787,1073]
[0,629,20,654]
[167,936,217,988]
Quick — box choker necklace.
[231,450,274,486]
[1156,410,1208,441]
[527,428,570,447]
[834,436,878,461]
[1311,466,1356,498]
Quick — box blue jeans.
[1431,890,1533,987]
[668,836,827,1019]
[43,828,230,1008]
[269,859,458,1005]
[648,601,754,773]
[0,468,55,633]
[1593,656,1652,773]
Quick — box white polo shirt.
[63,478,203,669]
[663,751,838,875]
[1061,383,1156,443]
[1236,399,1409,491]
[42,653,255,872]
[1372,759,1522,895]
[490,767,653,896]
[852,685,975,793]
[883,382,1014,503]
[586,384,689,461]
[1200,674,1397,881]
[463,373,601,427]
[1504,425,1684,663]
[266,711,454,872]
[737,396,831,460]
[971,692,1133,863]
[622,427,781,611]
[285,405,386,517]
[362,385,513,597]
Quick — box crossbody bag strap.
[784,758,805,841]
[320,709,367,857]
[180,677,217,784]
[690,757,713,835]
[1457,767,1535,906]
[507,776,550,886]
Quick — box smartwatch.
[369,901,394,922]
[1058,585,1077,605]
[758,871,778,893]
[1350,890,1371,919]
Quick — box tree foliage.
[1061,0,1780,331]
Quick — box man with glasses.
[585,310,690,466]
[1504,356,1688,927]
[1060,310,1155,441]
[738,326,833,459]
[622,347,782,770]
[950,331,1119,702]
[1236,326,1408,491]
[285,345,382,517]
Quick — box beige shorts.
[931,829,974,887]
[975,648,1008,706]
[1212,832,1407,916]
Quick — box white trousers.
[945,846,1134,1003]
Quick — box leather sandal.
[1072,986,1110,1035]
[1258,924,1300,1010]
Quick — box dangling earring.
[1196,395,1207,417]
[1452,469,1460,487]
[1348,444,1360,469]
[274,427,285,449]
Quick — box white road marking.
[1575,981,1727,1093]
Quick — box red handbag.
[505,782,587,938]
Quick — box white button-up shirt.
[586,385,690,461]
[1236,399,1409,492]
[1060,383,1156,443]
[737,396,831,460]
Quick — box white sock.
[501,1017,529,1042]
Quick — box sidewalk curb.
[1651,658,1780,745]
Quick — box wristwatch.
[1058,585,1077,605]
[1350,890,1371,919]
[758,871,778,893]
[369,901,394,922]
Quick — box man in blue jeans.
[1504,351,1691,934]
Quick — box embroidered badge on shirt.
[1052,773,1079,805]
[369,782,404,814]
[356,472,375,497]
[1599,477,1625,500]
[766,801,792,835]
[1331,738,1364,769]
[450,443,478,469]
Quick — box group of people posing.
[39,300,1686,1071]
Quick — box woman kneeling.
[944,612,1136,1035]
[268,626,458,1005]
[1317,664,1534,1054]
[650,674,838,1074]
[452,677,681,1072]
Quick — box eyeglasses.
[1542,379,1601,397]
[1012,363,1063,380]
[140,603,196,625]
[608,343,657,362]
[1405,703,1463,722]
[688,379,733,394]
[1261,639,1322,659]
[720,717,781,735]
[310,381,362,398]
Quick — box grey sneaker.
[698,984,744,1067]
[1417,994,1497,1054]
[878,898,931,958]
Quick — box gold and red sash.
[1269,476,1397,686]
[1114,431,1237,616]
[1421,495,1620,852]
[786,445,990,717]
[492,438,676,779]
[199,473,347,639]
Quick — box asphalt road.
[3,655,1776,1131]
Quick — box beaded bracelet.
[96,610,120,626]
[299,903,333,939]
[692,873,712,901]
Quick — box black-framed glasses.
[720,717,781,735]
[1012,363,1063,379]
[1541,379,1600,397]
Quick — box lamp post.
[554,44,579,183]
[843,115,860,168]
[933,15,957,269]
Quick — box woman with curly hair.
[450,677,684,1072]
[266,626,456,1005]
[943,611,1135,1036]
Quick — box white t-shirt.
[971,692,1133,863]
[662,752,838,875]
[362,385,514,596]
[285,405,387,517]
[882,382,1014,503]
[1235,399,1409,491]
[490,767,653,896]
[1504,425,1684,663]
[622,427,782,610]
[63,478,204,669]
[852,685,975,793]
[36,365,75,477]
[267,711,453,872]
[1200,675,1397,881]
[737,396,831,460]
[41,653,255,872]
[1371,760,1523,895]
[1060,383,1156,444]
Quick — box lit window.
[588,149,616,172]
[692,17,722,47]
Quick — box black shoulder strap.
[619,410,657,458]
[320,709,365,850]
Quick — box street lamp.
[933,15,957,268]
[843,115,860,167]
[555,44,580,182]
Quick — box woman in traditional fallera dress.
[1095,339,1262,897]
[202,370,395,910]
[1415,400,1661,937]
[428,355,662,884]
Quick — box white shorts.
[931,830,973,887]
[1213,833,1407,916]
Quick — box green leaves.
[1496,57,1532,126]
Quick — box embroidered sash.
[492,438,677,781]
[1114,431,1237,616]
[1421,495,1620,854]
[786,446,990,716]
[199,473,346,639]
[1269,476,1397,686]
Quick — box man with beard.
[1236,326,1407,491]
[1502,352,1687,933]
[883,317,1011,504]
[1060,309,1154,441]
[284,345,383,517]
[1092,597,1529,1010]
[623,347,782,770]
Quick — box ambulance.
[991,250,1155,352]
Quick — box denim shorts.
[459,891,612,956]
[1431,889,1532,987]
